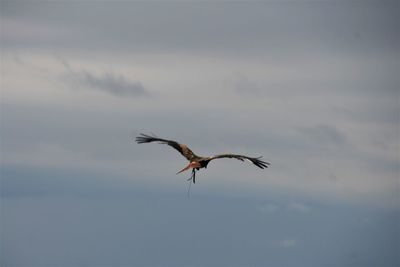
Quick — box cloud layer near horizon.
[2,49,398,206]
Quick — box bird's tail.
[176,163,191,174]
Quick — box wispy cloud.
[279,239,297,248]
[297,124,348,146]
[287,202,311,213]
[258,203,279,213]
[259,202,312,214]
[232,72,263,96]
[64,69,150,98]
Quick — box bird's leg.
[187,169,196,183]
[186,169,196,198]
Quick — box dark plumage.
[135,133,270,184]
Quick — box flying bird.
[135,133,270,184]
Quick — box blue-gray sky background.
[1,1,399,266]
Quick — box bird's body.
[135,133,269,184]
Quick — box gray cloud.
[258,203,279,213]
[2,1,398,60]
[64,69,149,98]
[233,72,263,96]
[287,202,311,213]
[278,239,297,248]
[297,124,349,146]
[2,164,399,266]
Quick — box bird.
[135,133,270,184]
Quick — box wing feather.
[206,154,270,169]
[135,133,197,161]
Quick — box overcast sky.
[1,1,399,266]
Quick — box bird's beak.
[176,163,191,174]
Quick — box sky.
[1,1,399,266]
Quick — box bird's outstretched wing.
[135,133,197,161]
[206,154,270,169]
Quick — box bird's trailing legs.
[186,169,196,198]
[187,168,196,184]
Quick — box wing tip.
[253,156,270,169]
[135,133,158,144]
